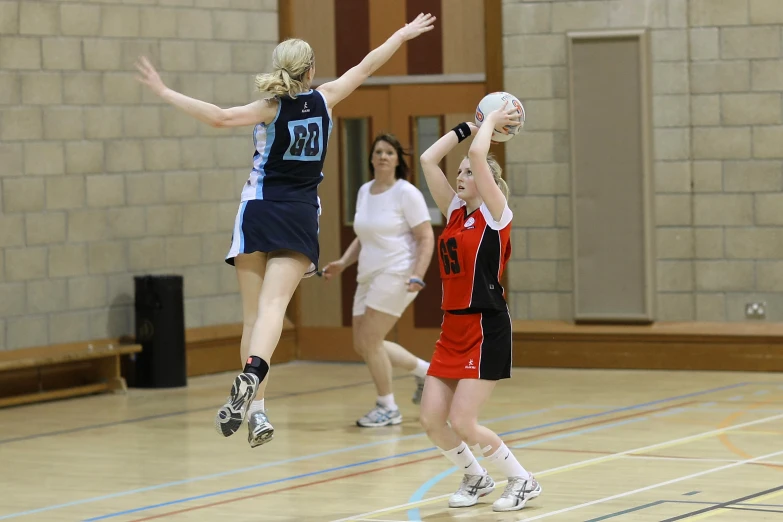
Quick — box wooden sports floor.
[2,362,783,522]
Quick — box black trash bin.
[132,275,187,388]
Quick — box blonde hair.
[467,153,509,200]
[255,38,314,99]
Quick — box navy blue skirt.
[225,199,320,277]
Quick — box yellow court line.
[332,411,783,522]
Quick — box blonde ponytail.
[496,176,510,200]
[484,153,509,200]
[255,38,314,98]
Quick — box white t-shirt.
[353,179,431,283]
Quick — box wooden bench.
[512,320,783,372]
[0,339,142,408]
[186,318,297,377]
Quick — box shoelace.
[367,407,393,422]
[502,477,529,499]
[457,475,485,496]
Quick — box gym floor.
[1,362,782,521]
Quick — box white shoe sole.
[449,484,495,508]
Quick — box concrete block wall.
[0,0,277,350]
[503,0,783,322]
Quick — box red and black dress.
[428,195,513,381]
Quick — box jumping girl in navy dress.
[135,13,436,448]
[418,103,542,512]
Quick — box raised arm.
[419,122,476,217]
[468,104,519,221]
[317,13,435,108]
[135,56,277,128]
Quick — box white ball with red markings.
[474,92,525,142]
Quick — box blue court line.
[652,407,689,418]
[79,409,555,522]
[78,381,752,522]
[0,408,552,521]
[513,417,645,449]
[405,417,647,520]
[0,374,410,446]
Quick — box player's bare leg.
[215,250,309,448]
[451,379,541,511]
[214,252,266,439]
[235,253,267,364]
[353,308,403,426]
[420,376,495,507]
[383,340,428,403]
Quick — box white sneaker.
[492,475,542,512]
[356,403,402,427]
[448,472,495,508]
[247,410,274,448]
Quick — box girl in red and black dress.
[418,103,542,513]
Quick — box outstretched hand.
[135,56,167,97]
[320,259,346,281]
[398,12,436,41]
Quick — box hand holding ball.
[475,92,525,143]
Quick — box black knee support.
[243,355,269,381]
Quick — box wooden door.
[385,83,488,359]
[331,88,391,327]
[331,82,488,358]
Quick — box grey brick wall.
[0,0,277,350]
[503,0,783,322]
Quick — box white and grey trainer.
[492,475,542,512]
[356,403,402,427]
[247,410,274,448]
[448,472,495,508]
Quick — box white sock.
[377,393,397,410]
[486,442,530,479]
[411,358,429,378]
[441,441,485,476]
[247,399,265,415]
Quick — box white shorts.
[352,272,419,318]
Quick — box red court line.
[126,399,697,522]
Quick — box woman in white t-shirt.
[322,133,435,427]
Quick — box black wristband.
[452,122,471,143]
